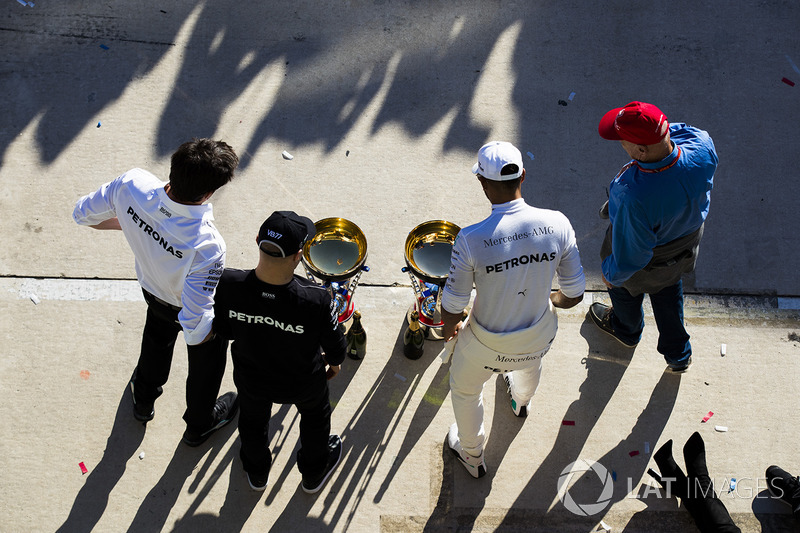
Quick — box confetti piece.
[100,44,109,50]
[17,0,27,5]
[599,520,612,532]
[730,478,737,492]
[281,150,294,160]
[562,420,575,426]
[139,451,145,460]
[346,150,350,157]
[787,55,800,75]
[79,462,88,474]
[720,343,727,356]
[702,411,714,423]
[611,470,617,481]
[27,1,34,5]
[782,77,795,87]
[558,100,568,106]
[97,122,101,128]
[629,450,640,457]
[568,91,576,101]
[644,442,650,454]
[527,151,535,160]
[715,425,728,432]
[79,370,91,380]
[29,293,40,305]
[394,373,407,382]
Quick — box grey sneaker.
[666,357,692,373]
[447,423,486,478]
[588,303,638,348]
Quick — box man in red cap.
[589,102,718,372]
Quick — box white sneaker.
[447,423,486,478]
[503,373,530,417]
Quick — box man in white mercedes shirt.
[441,141,586,478]
[73,138,240,447]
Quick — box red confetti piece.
[562,420,575,426]
[79,370,91,380]
[702,411,714,423]
[629,450,640,457]
[79,462,88,474]
[782,77,796,87]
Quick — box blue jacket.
[602,123,718,286]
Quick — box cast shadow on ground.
[125,419,239,532]
[752,488,798,531]
[56,386,146,533]
[268,315,449,531]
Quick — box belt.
[143,289,182,312]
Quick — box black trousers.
[236,370,331,479]
[131,289,227,430]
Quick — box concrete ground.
[2,1,800,532]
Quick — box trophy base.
[407,302,445,341]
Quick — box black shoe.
[588,303,638,348]
[667,357,692,373]
[301,435,342,494]
[766,465,800,518]
[182,392,239,447]
[246,470,268,492]
[129,370,154,422]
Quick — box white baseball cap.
[471,141,524,181]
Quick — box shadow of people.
[269,316,449,531]
[168,446,262,532]
[56,386,146,533]
[491,318,635,526]
[125,421,238,533]
[576,370,681,525]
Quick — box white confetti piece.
[138,451,145,459]
[281,150,294,160]
[720,343,727,356]
[599,520,612,532]
[29,293,40,305]
[394,373,407,382]
[715,425,728,432]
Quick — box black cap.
[257,211,316,257]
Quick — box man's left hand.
[326,365,341,380]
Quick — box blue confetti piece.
[568,91,576,101]
[100,44,109,50]
[97,122,101,128]
[16,0,27,5]
[611,470,617,481]
[527,151,535,160]
[730,478,737,492]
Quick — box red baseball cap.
[598,101,669,145]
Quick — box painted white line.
[1,278,143,302]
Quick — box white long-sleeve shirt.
[73,168,225,345]
[442,198,585,333]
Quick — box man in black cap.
[212,211,347,493]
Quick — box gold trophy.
[302,217,369,324]
[402,220,461,340]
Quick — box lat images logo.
[557,459,614,516]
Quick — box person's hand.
[602,273,614,289]
[326,364,340,380]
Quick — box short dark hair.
[487,176,522,195]
[169,138,239,202]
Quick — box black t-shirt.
[213,269,346,395]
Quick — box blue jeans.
[608,280,691,365]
